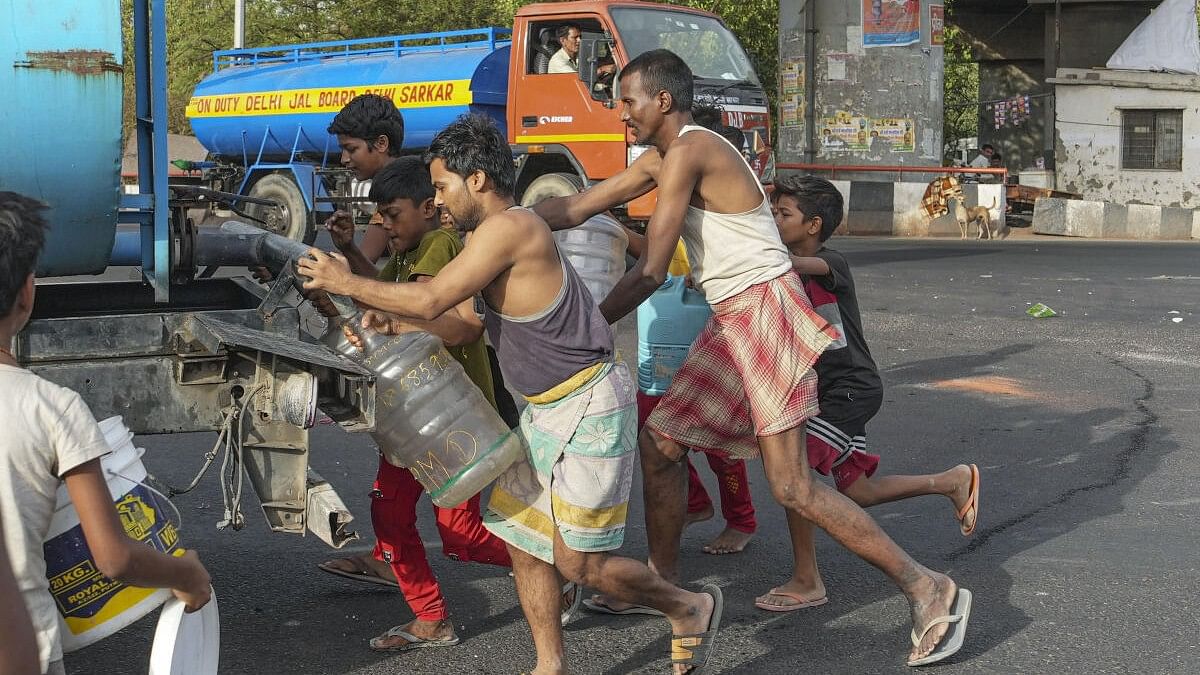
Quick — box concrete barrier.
[1034,198,1199,240]
[836,180,1005,237]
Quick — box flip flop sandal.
[906,587,973,667]
[671,583,724,675]
[369,626,461,652]
[560,582,584,626]
[317,555,399,589]
[957,464,981,536]
[582,596,665,617]
[753,588,829,613]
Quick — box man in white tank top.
[534,49,972,668]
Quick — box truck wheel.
[246,174,314,243]
[520,172,584,207]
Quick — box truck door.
[510,17,627,189]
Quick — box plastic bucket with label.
[43,416,182,652]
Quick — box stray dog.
[967,197,1002,240]
[951,196,1003,240]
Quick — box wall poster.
[863,0,920,48]
[930,4,945,46]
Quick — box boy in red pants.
[756,175,981,614]
[315,159,556,651]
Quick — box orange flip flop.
[957,464,981,536]
[754,588,829,613]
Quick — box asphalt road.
[63,237,1200,674]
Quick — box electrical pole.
[234,0,245,49]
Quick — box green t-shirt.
[377,229,497,410]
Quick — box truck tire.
[520,172,584,207]
[246,173,314,243]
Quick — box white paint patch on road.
[1149,498,1200,507]
[1118,352,1200,369]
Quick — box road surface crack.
[946,355,1156,560]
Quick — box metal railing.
[212,27,512,71]
[776,162,1009,183]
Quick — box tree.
[942,0,979,158]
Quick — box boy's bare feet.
[907,573,959,663]
[701,526,753,554]
[684,505,714,529]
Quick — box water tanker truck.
[3,0,372,549]
[184,0,774,241]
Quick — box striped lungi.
[483,362,637,564]
[646,273,838,459]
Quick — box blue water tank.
[0,0,123,276]
[637,276,713,396]
[187,30,511,161]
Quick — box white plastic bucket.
[43,416,182,652]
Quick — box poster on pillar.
[862,0,920,47]
[930,5,945,46]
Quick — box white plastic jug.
[43,417,181,652]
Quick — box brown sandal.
[316,554,398,588]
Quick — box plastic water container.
[43,417,180,652]
[554,213,628,306]
[323,313,525,507]
[636,276,713,395]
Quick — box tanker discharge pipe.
[195,221,318,283]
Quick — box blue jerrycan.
[636,276,712,395]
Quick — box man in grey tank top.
[534,49,972,668]
[300,113,725,675]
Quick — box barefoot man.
[300,113,724,675]
[533,49,974,667]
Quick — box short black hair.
[691,101,723,131]
[620,49,693,113]
[555,23,580,40]
[721,125,746,152]
[369,156,435,206]
[771,175,843,241]
[981,144,995,152]
[327,94,405,157]
[0,192,49,317]
[425,114,515,197]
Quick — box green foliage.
[942,0,979,154]
[123,0,776,136]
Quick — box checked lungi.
[646,273,838,459]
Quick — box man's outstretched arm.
[598,149,698,323]
[533,151,660,230]
[299,220,516,321]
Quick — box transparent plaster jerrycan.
[554,213,628,306]
[322,309,525,507]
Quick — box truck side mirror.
[579,38,615,106]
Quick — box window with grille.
[1121,109,1183,170]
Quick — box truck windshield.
[610,7,761,86]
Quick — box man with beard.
[299,113,724,675]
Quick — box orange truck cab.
[508,1,773,220]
